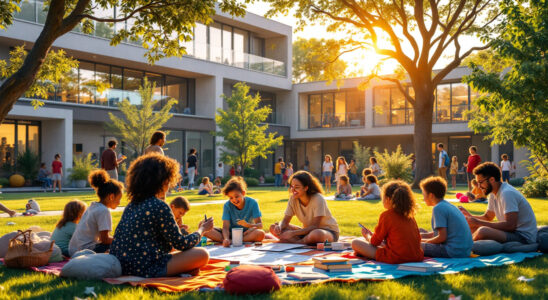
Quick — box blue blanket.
[280,252,543,282]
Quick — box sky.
[245,2,484,77]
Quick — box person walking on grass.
[52,154,63,193]
[101,140,126,181]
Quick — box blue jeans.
[274,174,282,187]
[502,171,510,182]
[39,178,52,188]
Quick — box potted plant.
[69,153,98,188]
[16,150,40,186]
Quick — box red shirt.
[467,154,481,173]
[370,209,424,264]
[52,160,63,174]
[101,148,117,171]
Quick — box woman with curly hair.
[269,171,339,244]
[110,154,214,277]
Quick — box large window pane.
[28,125,39,155]
[251,36,264,56]
[391,88,406,109]
[146,72,163,111]
[194,23,208,60]
[392,109,406,125]
[305,141,321,176]
[451,105,467,122]
[164,131,184,164]
[209,23,222,63]
[0,123,15,169]
[407,88,415,124]
[108,66,123,106]
[233,28,248,68]
[322,93,334,127]
[95,64,110,106]
[165,76,189,113]
[257,91,275,123]
[374,88,390,126]
[200,131,214,178]
[14,0,36,22]
[58,67,78,103]
[222,25,233,65]
[347,90,364,127]
[79,62,96,104]
[17,124,26,153]
[309,95,321,128]
[452,83,468,106]
[123,69,143,105]
[436,84,451,123]
[334,92,346,127]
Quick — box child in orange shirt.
[466,179,487,202]
[352,180,424,264]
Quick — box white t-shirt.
[367,183,381,197]
[370,163,381,176]
[336,164,348,176]
[439,150,447,168]
[68,202,112,256]
[487,183,537,243]
[322,162,333,172]
[144,145,164,155]
[215,165,224,178]
[501,160,512,171]
[284,193,339,233]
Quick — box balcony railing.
[13,1,287,77]
[306,112,365,129]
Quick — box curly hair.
[382,180,417,218]
[289,171,324,195]
[89,169,124,201]
[126,153,180,203]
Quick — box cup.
[232,228,243,247]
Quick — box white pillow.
[61,253,122,279]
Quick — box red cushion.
[223,265,281,294]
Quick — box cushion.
[61,253,122,280]
[502,241,538,253]
[537,226,548,253]
[472,240,503,256]
[459,196,469,203]
[223,265,281,294]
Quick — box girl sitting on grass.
[68,170,123,256]
[356,175,381,200]
[198,177,214,196]
[335,175,353,200]
[110,154,213,277]
[352,180,423,264]
[52,200,87,256]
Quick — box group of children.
[334,168,381,200]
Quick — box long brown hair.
[289,171,324,196]
[56,200,87,229]
[382,180,417,218]
[336,156,348,172]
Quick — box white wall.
[514,147,530,179]
[72,123,112,158]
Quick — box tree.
[352,141,373,174]
[292,38,354,83]
[215,82,284,172]
[0,0,247,124]
[105,78,176,156]
[465,0,548,175]
[265,0,499,187]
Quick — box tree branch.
[433,43,491,85]
[376,75,416,107]
[328,46,363,64]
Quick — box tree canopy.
[292,38,353,83]
[465,0,548,173]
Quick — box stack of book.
[396,261,445,273]
[312,257,352,273]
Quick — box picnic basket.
[4,230,53,268]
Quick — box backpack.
[443,152,450,167]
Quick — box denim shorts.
[422,243,450,258]
[505,231,528,243]
[322,171,332,177]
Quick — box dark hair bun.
[89,169,110,189]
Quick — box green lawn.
[0,187,547,299]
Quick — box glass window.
[321,93,334,128]
[346,90,365,127]
[164,130,184,164]
[79,62,96,104]
[436,84,451,123]
[257,91,275,123]
[28,125,39,154]
[305,141,321,176]
[17,124,26,153]
[374,88,390,126]
[165,76,188,113]
[209,23,222,63]
[391,109,406,125]
[233,28,248,68]
[200,131,214,177]
[0,123,15,168]
[95,64,110,106]
[309,95,321,128]
[452,83,468,106]
[58,67,78,103]
[451,105,467,122]
[334,92,346,127]
[37,0,48,24]
[391,88,406,109]
[123,69,143,105]
[407,88,415,124]
[222,25,233,65]
[14,0,36,22]
[194,23,208,60]
[251,36,264,56]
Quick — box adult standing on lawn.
[186,148,198,189]
[269,171,339,244]
[274,157,284,187]
[101,140,126,181]
[463,146,481,191]
[437,143,449,181]
[459,162,537,244]
[144,131,166,155]
[348,159,358,185]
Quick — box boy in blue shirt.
[419,176,473,258]
[204,176,265,247]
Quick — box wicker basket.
[4,230,53,268]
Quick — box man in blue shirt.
[420,176,473,258]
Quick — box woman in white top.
[370,157,381,177]
[322,155,334,194]
[335,156,348,189]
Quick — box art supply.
[285,266,295,272]
[254,242,263,247]
[200,236,207,247]
[204,214,207,222]
[316,243,325,250]
[232,228,243,247]
[331,242,345,251]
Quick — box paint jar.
[232,228,243,246]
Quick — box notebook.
[396,261,445,272]
[287,271,330,280]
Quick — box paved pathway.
[0,199,226,218]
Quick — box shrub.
[0,177,9,187]
[69,153,98,182]
[265,176,275,184]
[16,150,40,180]
[221,176,232,185]
[520,177,548,198]
[244,177,259,187]
[373,145,413,183]
[352,141,374,173]
[509,177,525,187]
[243,168,261,179]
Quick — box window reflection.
[307,90,365,129]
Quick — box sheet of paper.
[237,252,311,265]
[253,243,305,252]
[206,245,256,259]
[285,248,315,254]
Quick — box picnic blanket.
[446,198,488,203]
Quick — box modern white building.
[0,2,529,182]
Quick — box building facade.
[1,2,529,182]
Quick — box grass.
[0,186,546,299]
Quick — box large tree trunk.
[412,86,435,188]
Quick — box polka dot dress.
[111,197,200,277]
